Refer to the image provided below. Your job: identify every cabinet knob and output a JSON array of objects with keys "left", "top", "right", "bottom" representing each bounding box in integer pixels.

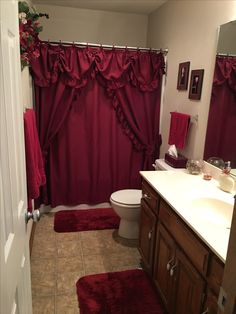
[
  {"left": 201, "top": 309, "right": 209, "bottom": 314},
  {"left": 148, "top": 230, "right": 152, "bottom": 240},
  {"left": 166, "top": 258, "right": 174, "bottom": 271},
  {"left": 170, "top": 264, "right": 177, "bottom": 276},
  {"left": 143, "top": 193, "right": 151, "bottom": 200}
]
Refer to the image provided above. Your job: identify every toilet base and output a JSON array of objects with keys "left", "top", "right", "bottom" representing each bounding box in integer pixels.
[{"left": 118, "top": 219, "right": 139, "bottom": 239}]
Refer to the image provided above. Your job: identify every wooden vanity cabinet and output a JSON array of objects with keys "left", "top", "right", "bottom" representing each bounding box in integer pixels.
[
  {"left": 139, "top": 179, "right": 225, "bottom": 314},
  {"left": 139, "top": 181, "right": 159, "bottom": 274}
]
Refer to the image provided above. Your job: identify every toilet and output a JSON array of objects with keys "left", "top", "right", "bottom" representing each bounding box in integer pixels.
[{"left": 110, "top": 189, "right": 142, "bottom": 239}]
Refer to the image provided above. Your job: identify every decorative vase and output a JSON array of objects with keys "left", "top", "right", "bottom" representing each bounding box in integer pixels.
[{"left": 186, "top": 159, "right": 203, "bottom": 175}]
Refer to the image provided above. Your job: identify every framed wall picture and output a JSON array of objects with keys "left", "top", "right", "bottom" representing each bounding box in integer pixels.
[
  {"left": 177, "top": 61, "right": 190, "bottom": 90},
  {"left": 189, "top": 69, "right": 204, "bottom": 100}
]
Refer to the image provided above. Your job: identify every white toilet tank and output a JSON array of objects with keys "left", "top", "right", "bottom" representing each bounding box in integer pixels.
[{"left": 153, "top": 159, "right": 186, "bottom": 171}]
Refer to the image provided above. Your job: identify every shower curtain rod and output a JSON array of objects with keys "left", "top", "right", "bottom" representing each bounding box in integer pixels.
[
  {"left": 42, "top": 40, "right": 168, "bottom": 54},
  {"left": 217, "top": 52, "right": 236, "bottom": 57}
]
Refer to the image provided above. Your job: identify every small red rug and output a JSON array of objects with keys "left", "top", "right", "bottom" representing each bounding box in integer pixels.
[
  {"left": 76, "top": 269, "right": 165, "bottom": 314},
  {"left": 54, "top": 207, "right": 120, "bottom": 233}
]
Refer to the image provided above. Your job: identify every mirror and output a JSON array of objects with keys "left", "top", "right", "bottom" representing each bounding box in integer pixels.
[
  {"left": 204, "top": 20, "right": 236, "bottom": 169},
  {"left": 217, "top": 21, "right": 236, "bottom": 54}
]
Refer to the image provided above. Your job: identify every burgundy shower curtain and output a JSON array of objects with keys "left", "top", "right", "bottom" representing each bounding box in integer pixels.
[
  {"left": 204, "top": 56, "right": 236, "bottom": 167},
  {"left": 30, "top": 44, "right": 165, "bottom": 207}
]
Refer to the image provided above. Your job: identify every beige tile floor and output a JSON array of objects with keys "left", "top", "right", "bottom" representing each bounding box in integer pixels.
[{"left": 31, "top": 213, "right": 141, "bottom": 313}]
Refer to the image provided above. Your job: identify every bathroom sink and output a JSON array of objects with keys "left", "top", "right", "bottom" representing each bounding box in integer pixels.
[{"left": 190, "top": 197, "right": 233, "bottom": 227}]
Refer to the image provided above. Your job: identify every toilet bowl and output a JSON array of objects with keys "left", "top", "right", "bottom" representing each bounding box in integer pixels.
[{"left": 110, "top": 189, "right": 142, "bottom": 239}]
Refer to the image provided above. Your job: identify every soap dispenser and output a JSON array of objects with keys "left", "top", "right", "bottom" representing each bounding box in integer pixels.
[{"left": 218, "top": 161, "right": 235, "bottom": 193}]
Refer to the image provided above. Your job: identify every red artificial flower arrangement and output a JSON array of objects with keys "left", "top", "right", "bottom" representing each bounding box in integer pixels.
[{"left": 18, "top": 1, "right": 49, "bottom": 69}]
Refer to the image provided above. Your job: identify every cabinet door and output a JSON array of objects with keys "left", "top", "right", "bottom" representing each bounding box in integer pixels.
[
  {"left": 207, "top": 256, "right": 224, "bottom": 296},
  {"left": 202, "top": 290, "right": 219, "bottom": 314},
  {"left": 139, "top": 199, "right": 156, "bottom": 273},
  {"left": 173, "top": 249, "right": 205, "bottom": 314},
  {"left": 153, "top": 223, "right": 175, "bottom": 313}
]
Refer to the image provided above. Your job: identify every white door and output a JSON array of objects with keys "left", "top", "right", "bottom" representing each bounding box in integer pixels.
[{"left": 0, "top": 1, "right": 32, "bottom": 313}]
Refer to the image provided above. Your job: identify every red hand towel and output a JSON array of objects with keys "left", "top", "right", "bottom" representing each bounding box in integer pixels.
[
  {"left": 24, "top": 109, "right": 46, "bottom": 210},
  {"left": 168, "top": 112, "right": 190, "bottom": 149}
]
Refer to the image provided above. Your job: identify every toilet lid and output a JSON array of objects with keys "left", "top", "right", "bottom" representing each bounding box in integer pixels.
[{"left": 110, "top": 189, "right": 142, "bottom": 206}]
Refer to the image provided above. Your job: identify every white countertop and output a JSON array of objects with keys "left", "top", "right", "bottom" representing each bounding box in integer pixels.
[{"left": 140, "top": 170, "right": 235, "bottom": 263}]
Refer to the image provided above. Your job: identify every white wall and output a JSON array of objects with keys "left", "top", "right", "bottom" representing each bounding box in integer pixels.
[
  {"left": 35, "top": 4, "right": 148, "bottom": 47},
  {"left": 21, "top": 68, "right": 33, "bottom": 109},
  {"left": 148, "top": 1, "right": 236, "bottom": 160},
  {"left": 20, "top": 0, "right": 33, "bottom": 110}
]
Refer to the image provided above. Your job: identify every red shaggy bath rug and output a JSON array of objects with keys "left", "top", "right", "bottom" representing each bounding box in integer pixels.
[
  {"left": 54, "top": 208, "right": 120, "bottom": 233},
  {"left": 76, "top": 269, "right": 165, "bottom": 314}
]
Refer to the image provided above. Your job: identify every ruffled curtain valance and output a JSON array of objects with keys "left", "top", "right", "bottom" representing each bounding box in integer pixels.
[
  {"left": 213, "top": 56, "right": 236, "bottom": 92},
  {"left": 30, "top": 43, "right": 165, "bottom": 91}
]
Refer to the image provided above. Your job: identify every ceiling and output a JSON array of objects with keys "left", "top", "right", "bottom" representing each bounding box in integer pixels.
[{"left": 33, "top": 0, "right": 167, "bottom": 15}]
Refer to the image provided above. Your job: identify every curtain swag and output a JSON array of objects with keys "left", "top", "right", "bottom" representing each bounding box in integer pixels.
[
  {"left": 213, "top": 56, "right": 236, "bottom": 92},
  {"left": 30, "top": 43, "right": 165, "bottom": 91}
]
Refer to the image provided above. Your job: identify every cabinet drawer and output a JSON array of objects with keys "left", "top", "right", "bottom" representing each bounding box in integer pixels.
[
  {"left": 142, "top": 180, "right": 159, "bottom": 213},
  {"left": 159, "top": 199, "right": 209, "bottom": 275},
  {"left": 207, "top": 256, "right": 224, "bottom": 296}
]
